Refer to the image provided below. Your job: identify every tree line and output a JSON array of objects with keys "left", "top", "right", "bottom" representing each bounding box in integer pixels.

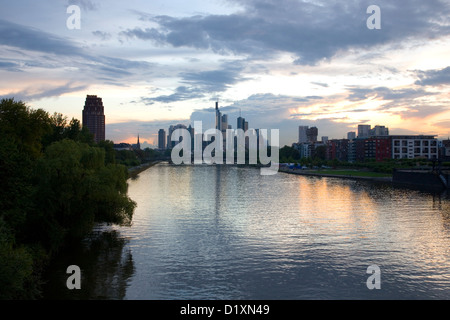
[{"left": 0, "top": 98, "right": 136, "bottom": 299}]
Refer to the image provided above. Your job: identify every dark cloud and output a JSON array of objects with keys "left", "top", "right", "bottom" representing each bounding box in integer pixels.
[
  {"left": 0, "top": 19, "right": 155, "bottom": 89},
  {"left": 92, "top": 31, "right": 112, "bottom": 41},
  {"left": 140, "top": 86, "right": 205, "bottom": 105},
  {"left": 1, "top": 83, "right": 90, "bottom": 101},
  {"left": 138, "top": 61, "right": 250, "bottom": 105},
  {"left": 346, "top": 86, "right": 435, "bottom": 102},
  {"left": 120, "top": 0, "right": 450, "bottom": 65},
  {"left": 0, "top": 19, "right": 84, "bottom": 56},
  {"left": 414, "top": 66, "right": 450, "bottom": 86},
  {"left": 180, "top": 61, "right": 250, "bottom": 93},
  {"left": 0, "top": 60, "right": 22, "bottom": 72}
]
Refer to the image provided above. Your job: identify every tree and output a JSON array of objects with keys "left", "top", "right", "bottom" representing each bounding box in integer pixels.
[
  {"left": 28, "top": 140, "right": 136, "bottom": 250},
  {"left": 0, "top": 98, "right": 136, "bottom": 299}
]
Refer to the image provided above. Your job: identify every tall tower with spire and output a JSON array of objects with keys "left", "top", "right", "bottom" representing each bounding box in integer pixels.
[{"left": 215, "top": 101, "right": 222, "bottom": 131}]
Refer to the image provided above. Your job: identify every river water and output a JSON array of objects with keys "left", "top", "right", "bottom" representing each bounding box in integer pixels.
[{"left": 42, "top": 162, "right": 450, "bottom": 299}]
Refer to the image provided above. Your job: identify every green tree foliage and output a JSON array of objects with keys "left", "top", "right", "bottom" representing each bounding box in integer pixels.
[
  {"left": 115, "top": 149, "right": 141, "bottom": 167},
  {"left": 279, "top": 145, "right": 300, "bottom": 163},
  {"left": 0, "top": 98, "right": 136, "bottom": 299}
]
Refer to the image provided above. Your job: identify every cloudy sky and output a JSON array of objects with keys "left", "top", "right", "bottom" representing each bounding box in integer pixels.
[{"left": 1, "top": 0, "right": 449, "bottom": 147}]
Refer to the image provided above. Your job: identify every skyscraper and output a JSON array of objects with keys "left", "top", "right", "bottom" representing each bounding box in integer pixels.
[
  {"left": 298, "top": 126, "right": 308, "bottom": 143},
  {"left": 215, "top": 101, "right": 222, "bottom": 131},
  {"left": 357, "top": 124, "right": 371, "bottom": 138},
  {"left": 306, "top": 127, "right": 318, "bottom": 143},
  {"left": 221, "top": 114, "right": 228, "bottom": 133},
  {"left": 167, "top": 124, "right": 187, "bottom": 149},
  {"left": 82, "top": 95, "right": 105, "bottom": 143},
  {"left": 158, "top": 129, "right": 166, "bottom": 150},
  {"left": 237, "top": 116, "right": 245, "bottom": 130}
]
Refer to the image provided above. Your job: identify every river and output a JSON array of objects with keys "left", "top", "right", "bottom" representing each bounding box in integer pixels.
[{"left": 42, "top": 162, "right": 450, "bottom": 299}]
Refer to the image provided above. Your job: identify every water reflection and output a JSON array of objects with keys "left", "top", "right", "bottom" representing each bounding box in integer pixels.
[
  {"left": 42, "top": 163, "right": 450, "bottom": 299},
  {"left": 42, "top": 226, "right": 134, "bottom": 300}
]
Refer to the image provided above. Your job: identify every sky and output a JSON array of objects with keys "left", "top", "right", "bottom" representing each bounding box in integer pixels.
[{"left": 0, "top": 0, "right": 449, "bottom": 148}]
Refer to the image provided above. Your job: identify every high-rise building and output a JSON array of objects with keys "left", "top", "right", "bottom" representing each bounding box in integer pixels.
[
  {"left": 221, "top": 114, "right": 228, "bottom": 133},
  {"left": 371, "top": 125, "right": 389, "bottom": 136},
  {"left": 358, "top": 124, "right": 371, "bottom": 138},
  {"left": 167, "top": 124, "right": 187, "bottom": 149},
  {"left": 347, "top": 132, "right": 356, "bottom": 140},
  {"left": 215, "top": 101, "right": 222, "bottom": 131},
  {"left": 306, "top": 127, "right": 318, "bottom": 143},
  {"left": 237, "top": 116, "right": 245, "bottom": 131},
  {"left": 158, "top": 129, "right": 166, "bottom": 150},
  {"left": 298, "top": 126, "right": 308, "bottom": 143},
  {"left": 82, "top": 95, "right": 105, "bottom": 143}
]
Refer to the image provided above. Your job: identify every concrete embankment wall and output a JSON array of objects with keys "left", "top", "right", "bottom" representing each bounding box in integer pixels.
[{"left": 392, "top": 170, "right": 448, "bottom": 190}]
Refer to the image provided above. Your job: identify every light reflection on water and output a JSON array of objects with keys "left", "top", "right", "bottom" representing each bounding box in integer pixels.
[{"left": 43, "top": 163, "right": 450, "bottom": 299}]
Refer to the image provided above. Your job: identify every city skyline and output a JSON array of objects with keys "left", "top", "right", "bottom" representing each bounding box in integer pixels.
[{"left": 0, "top": 0, "right": 449, "bottom": 147}]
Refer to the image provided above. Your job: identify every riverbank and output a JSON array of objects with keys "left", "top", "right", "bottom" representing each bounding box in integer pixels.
[
  {"left": 279, "top": 166, "right": 393, "bottom": 182},
  {"left": 128, "top": 160, "right": 161, "bottom": 178}
]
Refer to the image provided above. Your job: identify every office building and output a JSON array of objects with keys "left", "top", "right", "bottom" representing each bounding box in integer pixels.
[
  {"left": 221, "top": 114, "right": 228, "bottom": 134},
  {"left": 357, "top": 125, "right": 371, "bottom": 138},
  {"left": 158, "top": 129, "right": 166, "bottom": 150},
  {"left": 298, "top": 126, "right": 308, "bottom": 143},
  {"left": 306, "top": 127, "right": 318, "bottom": 143},
  {"left": 215, "top": 101, "right": 222, "bottom": 131},
  {"left": 237, "top": 116, "right": 245, "bottom": 131},
  {"left": 347, "top": 132, "right": 356, "bottom": 140},
  {"left": 167, "top": 124, "right": 187, "bottom": 149},
  {"left": 371, "top": 125, "right": 389, "bottom": 136},
  {"left": 82, "top": 95, "right": 105, "bottom": 143}
]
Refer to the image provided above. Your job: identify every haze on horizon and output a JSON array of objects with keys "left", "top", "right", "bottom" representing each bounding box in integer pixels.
[{"left": 0, "top": 0, "right": 449, "bottom": 147}]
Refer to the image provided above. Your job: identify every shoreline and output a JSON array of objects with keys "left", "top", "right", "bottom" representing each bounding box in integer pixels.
[
  {"left": 278, "top": 167, "right": 393, "bottom": 182},
  {"left": 128, "top": 160, "right": 161, "bottom": 178}
]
